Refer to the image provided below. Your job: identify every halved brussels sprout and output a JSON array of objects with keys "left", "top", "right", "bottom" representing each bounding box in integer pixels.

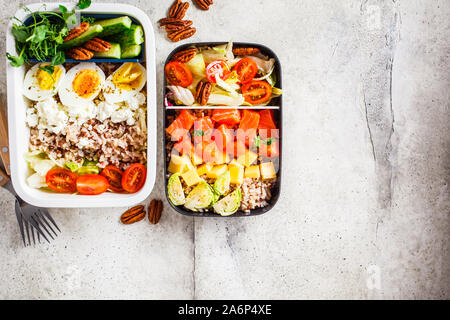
[
  {"left": 213, "top": 171, "right": 230, "bottom": 195},
  {"left": 168, "top": 173, "right": 186, "bottom": 206},
  {"left": 184, "top": 181, "right": 214, "bottom": 211},
  {"left": 213, "top": 189, "right": 241, "bottom": 216}
]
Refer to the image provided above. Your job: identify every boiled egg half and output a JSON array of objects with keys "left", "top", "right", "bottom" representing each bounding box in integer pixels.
[
  {"left": 58, "top": 63, "right": 105, "bottom": 107},
  {"left": 23, "top": 63, "right": 66, "bottom": 101},
  {"left": 103, "top": 62, "right": 146, "bottom": 104}
]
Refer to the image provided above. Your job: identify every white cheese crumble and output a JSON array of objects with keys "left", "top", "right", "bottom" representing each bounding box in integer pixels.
[
  {"left": 27, "top": 97, "right": 68, "bottom": 134},
  {"left": 26, "top": 92, "right": 146, "bottom": 133}
]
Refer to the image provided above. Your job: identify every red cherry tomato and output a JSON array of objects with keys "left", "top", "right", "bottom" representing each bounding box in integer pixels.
[
  {"left": 232, "top": 58, "right": 258, "bottom": 84},
  {"left": 206, "top": 60, "right": 230, "bottom": 83},
  {"left": 241, "top": 80, "right": 272, "bottom": 105},
  {"left": 121, "top": 163, "right": 147, "bottom": 193},
  {"left": 45, "top": 168, "right": 78, "bottom": 193},
  {"left": 76, "top": 174, "right": 110, "bottom": 195},
  {"left": 165, "top": 61, "right": 193, "bottom": 87},
  {"left": 100, "top": 166, "right": 124, "bottom": 193}
]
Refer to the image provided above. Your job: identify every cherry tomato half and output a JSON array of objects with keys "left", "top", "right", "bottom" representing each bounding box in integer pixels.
[
  {"left": 241, "top": 80, "right": 272, "bottom": 105},
  {"left": 206, "top": 60, "right": 230, "bottom": 83},
  {"left": 45, "top": 168, "right": 78, "bottom": 193},
  {"left": 165, "top": 61, "right": 193, "bottom": 87},
  {"left": 121, "top": 163, "right": 147, "bottom": 193},
  {"left": 232, "top": 58, "right": 258, "bottom": 84},
  {"left": 100, "top": 166, "right": 124, "bottom": 193},
  {"left": 76, "top": 174, "right": 110, "bottom": 195}
]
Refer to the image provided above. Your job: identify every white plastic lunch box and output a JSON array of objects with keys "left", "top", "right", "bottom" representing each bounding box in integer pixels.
[{"left": 6, "top": 3, "right": 157, "bottom": 207}]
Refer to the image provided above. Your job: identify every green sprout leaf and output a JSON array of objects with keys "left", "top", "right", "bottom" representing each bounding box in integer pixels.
[
  {"left": 11, "top": 25, "right": 29, "bottom": 43},
  {"left": 7, "top": 52, "right": 24, "bottom": 67},
  {"left": 39, "top": 65, "right": 54, "bottom": 75},
  {"left": 77, "top": 0, "right": 92, "bottom": 10},
  {"left": 51, "top": 51, "right": 65, "bottom": 65},
  {"left": 192, "top": 130, "right": 205, "bottom": 136}
]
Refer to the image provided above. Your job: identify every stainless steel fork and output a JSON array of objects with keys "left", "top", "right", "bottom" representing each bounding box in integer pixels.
[{"left": 0, "top": 169, "right": 60, "bottom": 246}]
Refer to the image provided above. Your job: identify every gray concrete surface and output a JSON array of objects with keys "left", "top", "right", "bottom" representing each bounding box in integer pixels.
[{"left": 0, "top": 0, "right": 449, "bottom": 299}]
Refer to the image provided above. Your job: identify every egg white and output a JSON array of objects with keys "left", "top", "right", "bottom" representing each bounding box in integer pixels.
[
  {"left": 23, "top": 63, "right": 66, "bottom": 101},
  {"left": 58, "top": 62, "right": 105, "bottom": 108},
  {"left": 103, "top": 62, "right": 146, "bottom": 104}
]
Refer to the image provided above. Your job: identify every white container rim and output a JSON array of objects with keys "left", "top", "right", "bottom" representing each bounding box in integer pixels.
[{"left": 6, "top": 2, "right": 157, "bottom": 208}]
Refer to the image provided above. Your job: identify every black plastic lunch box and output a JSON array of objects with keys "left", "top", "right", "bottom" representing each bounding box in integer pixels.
[{"left": 163, "top": 42, "right": 283, "bottom": 217}]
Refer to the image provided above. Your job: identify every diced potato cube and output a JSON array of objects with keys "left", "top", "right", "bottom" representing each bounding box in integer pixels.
[
  {"left": 245, "top": 165, "right": 260, "bottom": 179},
  {"left": 237, "top": 150, "right": 258, "bottom": 167},
  {"left": 260, "top": 162, "right": 277, "bottom": 180},
  {"left": 182, "top": 154, "right": 195, "bottom": 172},
  {"left": 229, "top": 165, "right": 244, "bottom": 185},
  {"left": 214, "top": 152, "right": 230, "bottom": 165},
  {"left": 197, "top": 163, "right": 213, "bottom": 176},
  {"left": 228, "top": 159, "right": 244, "bottom": 168},
  {"left": 168, "top": 154, "right": 188, "bottom": 174},
  {"left": 191, "top": 151, "right": 203, "bottom": 166},
  {"left": 206, "top": 164, "right": 228, "bottom": 180},
  {"left": 181, "top": 169, "right": 202, "bottom": 187}
]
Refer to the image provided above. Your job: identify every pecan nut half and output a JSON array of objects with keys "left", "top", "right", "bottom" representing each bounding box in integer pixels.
[
  {"left": 193, "top": 0, "right": 211, "bottom": 10},
  {"left": 121, "top": 205, "right": 146, "bottom": 224},
  {"left": 168, "top": 0, "right": 189, "bottom": 20},
  {"left": 83, "top": 37, "right": 112, "bottom": 52},
  {"left": 167, "top": 27, "right": 196, "bottom": 42},
  {"left": 66, "top": 47, "right": 94, "bottom": 60},
  {"left": 159, "top": 19, "right": 193, "bottom": 32},
  {"left": 171, "top": 48, "right": 197, "bottom": 63},
  {"left": 232, "top": 47, "right": 261, "bottom": 56},
  {"left": 193, "top": 0, "right": 213, "bottom": 10},
  {"left": 195, "top": 80, "right": 212, "bottom": 105},
  {"left": 158, "top": 17, "right": 181, "bottom": 26},
  {"left": 64, "top": 22, "right": 90, "bottom": 42},
  {"left": 148, "top": 199, "right": 163, "bottom": 225}
]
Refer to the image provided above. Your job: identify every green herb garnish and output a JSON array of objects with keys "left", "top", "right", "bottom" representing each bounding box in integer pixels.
[
  {"left": 254, "top": 136, "right": 274, "bottom": 147},
  {"left": 192, "top": 130, "right": 205, "bottom": 136},
  {"left": 7, "top": 0, "right": 92, "bottom": 67},
  {"left": 39, "top": 64, "right": 54, "bottom": 75},
  {"left": 77, "top": 0, "right": 92, "bottom": 10},
  {"left": 81, "top": 16, "right": 96, "bottom": 24}
]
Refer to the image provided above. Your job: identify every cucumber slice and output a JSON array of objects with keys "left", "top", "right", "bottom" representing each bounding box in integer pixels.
[
  {"left": 184, "top": 182, "right": 214, "bottom": 211},
  {"left": 94, "top": 16, "right": 132, "bottom": 37},
  {"left": 213, "top": 189, "right": 242, "bottom": 216},
  {"left": 121, "top": 44, "right": 142, "bottom": 58},
  {"left": 213, "top": 171, "right": 230, "bottom": 195},
  {"left": 167, "top": 174, "right": 186, "bottom": 206},
  {"left": 94, "top": 43, "right": 121, "bottom": 59},
  {"left": 111, "top": 24, "right": 144, "bottom": 47},
  {"left": 61, "top": 25, "right": 103, "bottom": 49}
]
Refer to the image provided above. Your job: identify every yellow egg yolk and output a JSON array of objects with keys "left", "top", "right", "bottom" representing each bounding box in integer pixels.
[
  {"left": 72, "top": 69, "right": 101, "bottom": 98},
  {"left": 37, "top": 65, "right": 62, "bottom": 90},
  {"left": 112, "top": 63, "right": 143, "bottom": 91}
]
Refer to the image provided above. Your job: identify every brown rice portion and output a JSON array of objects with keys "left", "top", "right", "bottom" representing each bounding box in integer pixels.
[
  {"left": 29, "top": 119, "right": 147, "bottom": 170},
  {"left": 239, "top": 178, "right": 275, "bottom": 212}
]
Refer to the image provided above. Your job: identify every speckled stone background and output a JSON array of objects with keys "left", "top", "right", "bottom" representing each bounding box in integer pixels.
[{"left": 0, "top": 0, "right": 449, "bottom": 299}]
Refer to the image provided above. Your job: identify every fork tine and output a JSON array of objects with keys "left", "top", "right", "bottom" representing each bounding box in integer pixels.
[
  {"left": 32, "top": 213, "right": 54, "bottom": 240},
  {"left": 37, "top": 210, "right": 57, "bottom": 237},
  {"left": 40, "top": 209, "right": 60, "bottom": 233},
  {"left": 30, "top": 224, "right": 36, "bottom": 246},
  {"left": 14, "top": 201, "right": 26, "bottom": 247},
  {"left": 23, "top": 218, "right": 31, "bottom": 246},
  {"left": 28, "top": 216, "right": 50, "bottom": 243}
]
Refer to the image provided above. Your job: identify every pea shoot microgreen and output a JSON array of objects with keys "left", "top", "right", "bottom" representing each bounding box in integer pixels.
[{"left": 7, "top": 0, "right": 92, "bottom": 70}]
